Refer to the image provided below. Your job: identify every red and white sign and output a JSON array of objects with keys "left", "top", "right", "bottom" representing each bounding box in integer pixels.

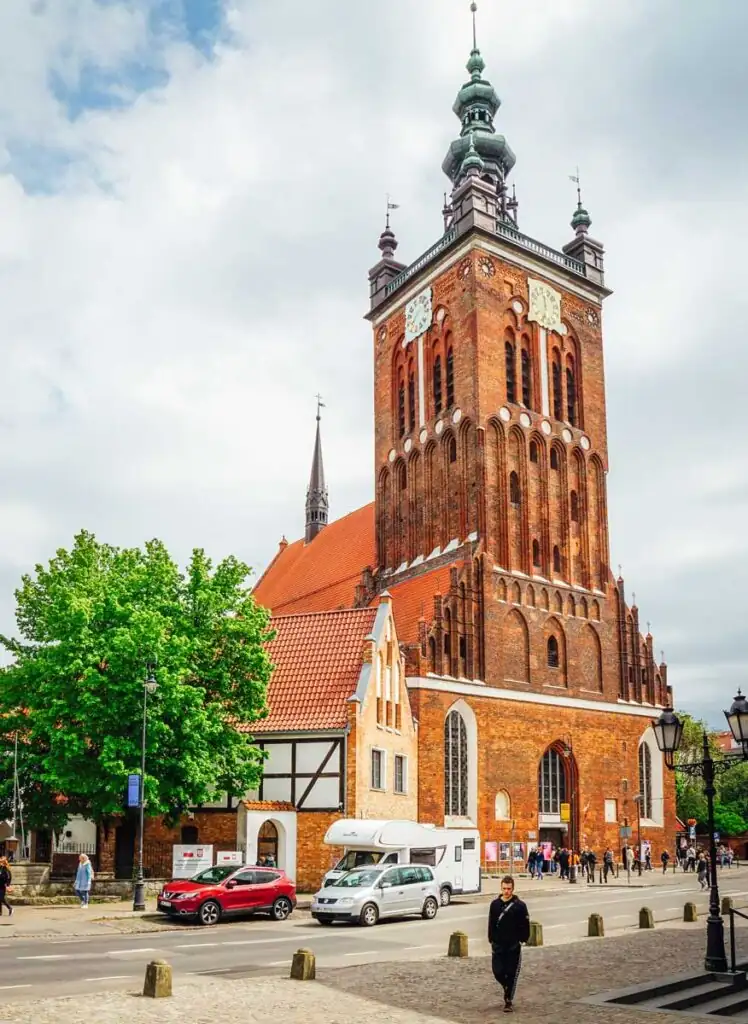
[
  {"left": 216, "top": 851, "right": 243, "bottom": 866},
  {"left": 172, "top": 845, "right": 214, "bottom": 879}
]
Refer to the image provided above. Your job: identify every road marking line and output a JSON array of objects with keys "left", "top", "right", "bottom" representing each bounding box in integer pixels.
[
  {"left": 267, "top": 960, "right": 289, "bottom": 966},
  {"left": 403, "top": 944, "right": 438, "bottom": 950},
  {"left": 107, "top": 948, "right": 158, "bottom": 955},
  {"left": 345, "top": 951, "right": 379, "bottom": 957},
  {"left": 174, "top": 942, "right": 220, "bottom": 949},
  {"left": 86, "top": 975, "right": 131, "bottom": 982},
  {"left": 221, "top": 937, "right": 296, "bottom": 947},
  {"left": 0, "top": 985, "right": 32, "bottom": 990},
  {"left": 17, "top": 954, "right": 72, "bottom": 960}
]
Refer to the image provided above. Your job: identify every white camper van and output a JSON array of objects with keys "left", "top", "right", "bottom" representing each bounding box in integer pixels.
[{"left": 322, "top": 819, "right": 480, "bottom": 905}]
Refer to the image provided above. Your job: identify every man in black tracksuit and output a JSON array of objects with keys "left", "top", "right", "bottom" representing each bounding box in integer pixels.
[{"left": 487, "top": 876, "right": 530, "bottom": 1013}]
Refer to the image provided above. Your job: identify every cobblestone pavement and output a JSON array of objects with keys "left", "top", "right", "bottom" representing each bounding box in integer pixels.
[{"left": 0, "top": 927, "right": 741, "bottom": 1024}]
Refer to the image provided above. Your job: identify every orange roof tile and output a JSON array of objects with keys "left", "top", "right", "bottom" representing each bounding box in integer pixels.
[
  {"left": 247, "top": 607, "right": 377, "bottom": 733},
  {"left": 253, "top": 503, "right": 375, "bottom": 615},
  {"left": 383, "top": 564, "right": 458, "bottom": 644}
]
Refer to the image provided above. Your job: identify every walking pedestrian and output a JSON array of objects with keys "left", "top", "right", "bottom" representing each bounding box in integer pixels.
[
  {"left": 587, "top": 848, "right": 598, "bottom": 883},
  {"left": 603, "top": 847, "right": 614, "bottom": 883},
  {"left": 0, "top": 858, "right": 13, "bottom": 917},
  {"left": 74, "top": 853, "right": 94, "bottom": 908},
  {"left": 697, "top": 854, "right": 708, "bottom": 890},
  {"left": 686, "top": 845, "right": 696, "bottom": 872},
  {"left": 488, "top": 875, "right": 530, "bottom": 1014},
  {"left": 661, "top": 849, "right": 670, "bottom": 874}
]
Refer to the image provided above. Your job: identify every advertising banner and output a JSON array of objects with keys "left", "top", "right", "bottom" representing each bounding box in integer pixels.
[
  {"left": 484, "top": 841, "right": 498, "bottom": 863},
  {"left": 172, "top": 845, "right": 214, "bottom": 879}
]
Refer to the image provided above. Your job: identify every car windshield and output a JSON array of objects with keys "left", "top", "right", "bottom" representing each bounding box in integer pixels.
[
  {"left": 331, "top": 868, "right": 384, "bottom": 888},
  {"left": 334, "top": 850, "right": 385, "bottom": 872},
  {"left": 188, "top": 866, "right": 236, "bottom": 884}
]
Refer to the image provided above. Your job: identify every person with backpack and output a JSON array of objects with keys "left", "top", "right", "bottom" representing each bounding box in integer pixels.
[
  {"left": 661, "top": 849, "right": 670, "bottom": 874},
  {"left": 0, "top": 857, "right": 13, "bottom": 916},
  {"left": 74, "top": 853, "right": 94, "bottom": 908},
  {"left": 488, "top": 875, "right": 531, "bottom": 1014},
  {"left": 603, "top": 847, "right": 615, "bottom": 882},
  {"left": 587, "top": 848, "right": 598, "bottom": 883}
]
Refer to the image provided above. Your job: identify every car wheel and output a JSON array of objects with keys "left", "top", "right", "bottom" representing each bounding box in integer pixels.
[
  {"left": 440, "top": 887, "right": 452, "bottom": 907},
  {"left": 422, "top": 896, "right": 438, "bottom": 920},
  {"left": 359, "top": 902, "right": 379, "bottom": 927},
  {"left": 272, "top": 897, "right": 293, "bottom": 922},
  {"left": 198, "top": 900, "right": 221, "bottom": 926}
]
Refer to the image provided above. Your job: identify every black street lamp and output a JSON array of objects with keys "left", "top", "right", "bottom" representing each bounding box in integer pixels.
[
  {"left": 132, "top": 665, "right": 158, "bottom": 913},
  {"left": 652, "top": 692, "right": 748, "bottom": 973}
]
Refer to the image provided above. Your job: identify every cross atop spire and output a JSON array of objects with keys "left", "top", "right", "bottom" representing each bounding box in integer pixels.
[{"left": 305, "top": 397, "right": 329, "bottom": 544}]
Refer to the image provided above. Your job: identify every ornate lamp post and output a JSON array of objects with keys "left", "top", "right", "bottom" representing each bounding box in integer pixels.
[
  {"left": 132, "top": 665, "right": 158, "bottom": 913},
  {"left": 652, "top": 692, "right": 748, "bottom": 973}
]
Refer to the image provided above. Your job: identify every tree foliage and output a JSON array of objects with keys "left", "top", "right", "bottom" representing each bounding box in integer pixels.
[
  {"left": 674, "top": 714, "right": 748, "bottom": 836},
  {"left": 0, "top": 532, "right": 273, "bottom": 829}
]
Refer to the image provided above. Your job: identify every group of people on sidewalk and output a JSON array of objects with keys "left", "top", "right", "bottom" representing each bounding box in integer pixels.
[
  {"left": 526, "top": 844, "right": 617, "bottom": 882},
  {"left": 0, "top": 852, "right": 94, "bottom": 918}
]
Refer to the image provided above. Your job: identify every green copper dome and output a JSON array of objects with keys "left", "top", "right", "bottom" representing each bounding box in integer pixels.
[
  {"left": 571, "top": 202, "right": 592, "bottom": 233},
  {"left": 442, "top": 46, "right": 515, "bottom": 185}
]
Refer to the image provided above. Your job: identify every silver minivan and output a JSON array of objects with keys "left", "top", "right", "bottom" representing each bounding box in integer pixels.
[{"left": 311, "top": 864, "right": 440, "bottom": 927}]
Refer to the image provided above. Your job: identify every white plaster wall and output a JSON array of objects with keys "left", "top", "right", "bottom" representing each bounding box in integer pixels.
[{"left": 240, "top": 811, "right": 298, "bottom": 882}]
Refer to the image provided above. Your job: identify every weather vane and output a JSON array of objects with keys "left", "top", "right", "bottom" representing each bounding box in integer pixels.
[
  {"left": 385, "top": 194, "right": 400, "bottom": 229},
  {"left": 569, "top": 166, "right": 582, "bottom": 206},
  {"left": 315, "top": 394, "right": 325, "bottom": 421}
]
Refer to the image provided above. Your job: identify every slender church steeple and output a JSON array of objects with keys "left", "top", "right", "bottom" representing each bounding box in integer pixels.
[{"left": 305, "top": 396, "right": 329, "bottom": 543}]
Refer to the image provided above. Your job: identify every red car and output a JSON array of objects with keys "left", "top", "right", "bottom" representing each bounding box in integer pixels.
[{"left": 157, "top": 865, "right": 296, "bottom": 926}]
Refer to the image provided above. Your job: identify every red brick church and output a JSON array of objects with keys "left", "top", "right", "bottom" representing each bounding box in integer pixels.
[{"left": 252, "top": 8, "right": 677, "bottom": 869}]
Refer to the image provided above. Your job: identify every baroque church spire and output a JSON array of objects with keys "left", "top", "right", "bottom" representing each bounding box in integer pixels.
[{"left": 305, "top": 396, "right": 329, "bottom": 544}]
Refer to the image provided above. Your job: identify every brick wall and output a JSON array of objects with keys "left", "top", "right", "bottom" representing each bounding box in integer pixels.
[{"left": 409, "top": 685, "right": 678, "bottom": 858}]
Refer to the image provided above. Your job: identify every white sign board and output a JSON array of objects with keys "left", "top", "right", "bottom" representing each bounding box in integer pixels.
[
  {"left": 172, "top": 844, "right": 214, "bottom": 879},
  {"left": 216, "top": 851, "right": 243, "bottom": 866}
]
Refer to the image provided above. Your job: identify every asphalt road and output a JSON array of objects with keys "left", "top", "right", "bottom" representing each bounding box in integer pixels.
[{"left": 2, "top": 873, "right": 747, "bottom": 1003}]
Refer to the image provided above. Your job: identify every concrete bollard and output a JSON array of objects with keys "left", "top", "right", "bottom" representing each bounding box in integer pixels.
[
  {"left": 639, "top": 907, "right": 655, "bottom": 929},
  {"left": 290, "top": 948, "right": 316, "bottom": 981},
  {"left": 684, "top": 902, "right": 698, "bottom": 922},
  {"left": 448, "top": 931, "right": 469, "bottom": 958},
  {"left": 143, "top": 960, "right": 172, "bottom": 998},
  {"left": 722, "top": 896, "right": 734, "bottom": 915},
  {"left": 588, "top": 913, "right": 604, "bottom": 937},
  {"left": 527, "top": 921, "right": 543, "bottom": 947}
]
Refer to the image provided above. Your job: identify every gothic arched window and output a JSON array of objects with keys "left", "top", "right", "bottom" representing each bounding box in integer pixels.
[
  {"left": 538, "top": 747, "right": 566, "bottom": 814},
  {"left": 521, "top": 348, "right": 532, "bottom": 407},
  {"left": 552, "top": 357, "right": 563, "bottom": 420},
  {"left": 429, "top": 636, "right": 437, "bottom": 672},
  {"left": 433, "top": 355, "right": 443, "bottom": 415},
  {"left": 449, "top": 436, "right": 457, "bottom": 463},
  {"left": 553, "top": 545, "right": 561, "bottom": 574},
  {"left": 547, "top": 635, "right": 559, "bottom": 668},
  {"left": 550, "top": 448, "right": 559, "bottom": 471},
  {"left": 529, "top": 440, "right": 539, "bottom": 464},
  {"left": 566, "top": 364, "right": 577, "bottom": 426},
  {"left": 638, "top": 742, "right": 652, "bottom": 819},
  {"left": 446, "top": 347, "right": 455, "bottom": 408},
  {"left": 399, "top": 463, "right": 407, "bottom": 490},
  {"left": 509, "top": 471, "right": 521, "bottom": 506},
  {"left": 445, "top": 709, "right": 468, "bottom": 816},
  {"left": 398, "top": 375, "right": 406, "bottom": 438},
  {"left": 408, "top": 370, "right": 416, "bottom": 434},
  {"left": 505, "top": 341, "right": 516, "bottom": 403},
  {"left": 532, "top": 539, "right": 541, "bottom": 567}
]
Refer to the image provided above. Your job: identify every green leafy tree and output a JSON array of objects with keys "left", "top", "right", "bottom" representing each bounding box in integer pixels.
[
  {"left": 0, "top": 532, "right": 273, "bottom": 829},
  {"left": 716, "top": 762, "right": 748, "bottom": 823},
  {"left": 714, "top": 805, "right": 748, "bottom": 837}
]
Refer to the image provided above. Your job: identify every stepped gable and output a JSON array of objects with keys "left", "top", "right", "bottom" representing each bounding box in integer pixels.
[
  {"left": 378, "top": 563, "right": 458, "bottom": 645},
  {"left": 252, "top": 502, "right": 375, "bottom": 615},
  {"left": 244, "top": 606, "right": 378, "bottom": 733}
]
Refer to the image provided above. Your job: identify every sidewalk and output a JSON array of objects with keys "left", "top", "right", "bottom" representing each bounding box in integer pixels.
[{"left": 0, "top": 924, "right": 741, "bottom": 1023}]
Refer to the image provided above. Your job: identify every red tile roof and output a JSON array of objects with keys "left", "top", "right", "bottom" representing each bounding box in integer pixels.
[
  {"left": 382, "top": 564, "right": 458, "bottom": 644},
  {"left": 248, "top": 607, "right": 378, "bottom": 733},
  {"left": 253, "top": 503, "right": 375, "bottom": 615}
]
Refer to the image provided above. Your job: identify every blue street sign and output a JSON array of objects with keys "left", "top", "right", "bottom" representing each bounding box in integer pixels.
[
  {"left": 714, "top": 832, "right": 720, "bottom": 842},
  {"left": 127, "top": 774, "right": 141, "bottom": 808},
  {"left": 689, "top": 825, "right": 696, "bottom": 840}
]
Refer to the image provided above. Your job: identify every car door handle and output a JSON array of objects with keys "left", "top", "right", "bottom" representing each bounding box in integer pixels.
[{"left": 397, "top": 890, "right": 404, "bottom": 894}]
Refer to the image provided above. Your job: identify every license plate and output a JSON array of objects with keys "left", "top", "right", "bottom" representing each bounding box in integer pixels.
[{"left": 160, "top": 900, "right": 171, "bottom": 907}]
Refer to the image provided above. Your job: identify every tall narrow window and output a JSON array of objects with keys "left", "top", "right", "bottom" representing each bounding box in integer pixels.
[
  {"left": 521, "top": 348, "right": 532, "bottom": 406},
  {"left": 547, "top": 636, "right": 560, "bottom": 669},
  {"left": 553, "top": 545, "right": 561, "bottom": 574},
  {"left": 566, "top": 366, "right": 577, "bottom": 426},
  {"left": 638, "top": 742, "right": 652, "bottom": 819},
  {"left": 446, "top": 348, "right": 455, "bottom": 408},
  {"left": 509, "top": 471, "right": 521, "bottom": 506},
  {"left": 505, "top": 341, "right": 516, "bottom": 403},
  {"left": 398, "top": 376, "right": 406, "bottom": 438},
  {"left": 550, "top": 448, "right": 559, "bottom": 470},
  {"left": 529, "top": 440, "right": 538, "bottom": 464},
  {"left": 433, "top": 355, "right": 443, "bottom": 415},
  {"left": 532, "top": 539, "right": 541, "bottom": 567},
  {"left": 570, "top": 490, "right": 579, "bottom": 522},
  {"left": 444, "top": 608, "right": 452, "bottom": 674},
  {"left": 399, "top": 463, "right": 407, "bottom": 490},
  {"left": 444, "top": 710, "right": 468, "bottom": 816},
  {"left": 449, "top": 436, "right": 457, "bottom": 463},
  {"left": 408, "top": 371, "right": 416, "bottom": 433},
  {"left": 552, "top": 358, "right": 563, "bottom": 420},
  {"left": 538, "top": 747, "right": 566, "bottom": 812}
]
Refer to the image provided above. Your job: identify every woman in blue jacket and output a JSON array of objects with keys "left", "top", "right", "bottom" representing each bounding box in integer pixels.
[{"left": 74, "top": 854, "right": 94, "bottom": 908}]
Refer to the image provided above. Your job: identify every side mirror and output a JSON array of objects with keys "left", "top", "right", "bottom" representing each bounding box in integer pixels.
[{"left": 226, "top": 879, "right": 237, "bottom": 889}]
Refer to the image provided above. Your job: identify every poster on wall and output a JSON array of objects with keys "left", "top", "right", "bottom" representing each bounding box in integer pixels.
[
  {"left": 216, "top": 851, "right": 243, "bottom": 866},
  {"left": 484, "top": 841, "right": 498, "bottom": 863},
  {"left": 172, "top": 845, "right": 214, "bottom": 879},
  {"left": 512, "top": 843, "right": 524, "bottom": 861},
  {"left": 499, "top": 842, "right": 510, "bottom": 862}
]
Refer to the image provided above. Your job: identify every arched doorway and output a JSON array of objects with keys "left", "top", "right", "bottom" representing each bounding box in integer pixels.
[
  {"left": 537, "top": 742, "right": 578, "bottom": 852},
  {"left": 257, "top": 820, "right": 279, "bottom": 867}
]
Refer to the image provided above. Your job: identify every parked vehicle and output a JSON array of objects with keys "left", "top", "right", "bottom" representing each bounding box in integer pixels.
[
  {"left": 311, "top": 863, "right": 440, "bottom": 926},
  {"left": 157, "top": 865, "right": 296, "bottom": 926},
  {"left": 322, "top": 818, "right": 480, "bottom": 906}
]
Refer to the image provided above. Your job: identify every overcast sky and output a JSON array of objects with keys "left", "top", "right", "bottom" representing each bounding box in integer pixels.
[{"left": 0, "top": 0, "right": 744, "bottom": 726}]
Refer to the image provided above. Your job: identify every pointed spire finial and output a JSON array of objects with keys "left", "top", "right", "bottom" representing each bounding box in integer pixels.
[
  {"left": 569, "top": 166, "right": 592, "bottom": 236},
  {"left": 305, "top": 397, "right": 329, "bottom": 544},
  {"left": 315, "top": 392, "right": 324, "bottom": 422},
  {"left": 471, "top": 1, "right": 478, "bottom": 51}
]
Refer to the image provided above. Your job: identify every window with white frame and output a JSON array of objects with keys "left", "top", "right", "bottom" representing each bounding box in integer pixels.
[
  {"left": 638, "top": 742, "right": 652, "bottom": 819},
  {"left": 444, "top": 710, "right": 468, "bottom": 816},
  {"left": 394, "top": 754, "right": 407, "bottom": 795},
  {"left": 371, "top": 748, "right": 385, "bottom": 790},
  {"left": 604, "top": 799, "right": 618, "bottom": 823}
]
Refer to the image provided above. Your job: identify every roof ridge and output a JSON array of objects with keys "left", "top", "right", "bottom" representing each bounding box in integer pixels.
[
  {"left": 272, "top": 607, "right": 377, "bottom": 622},
  {"left": 251, "top": 537, "right": 301, "bottom": 594}
]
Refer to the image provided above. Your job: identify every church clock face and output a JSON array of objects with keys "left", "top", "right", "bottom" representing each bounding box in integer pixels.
[{"left": 404, "top": 286, "right": 433, "bottom": 345}]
